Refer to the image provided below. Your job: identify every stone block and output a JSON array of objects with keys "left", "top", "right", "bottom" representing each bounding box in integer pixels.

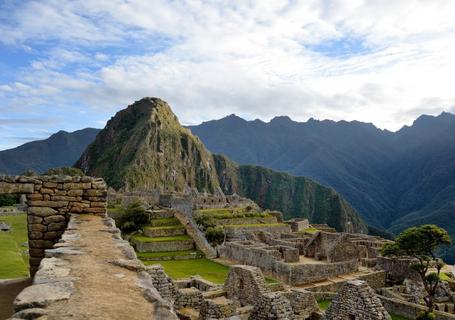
[
  {"left": 28, "top": 215, "right": 43, "bottom": 224},
  {"left": 40, "top": 188, "right": 55, "bottom": 194},
  {"left": 84, "top": 189, "right": 107, "bottom": 197},
  {"left": 28, "top": 207, "right": 58, "bottom": 217},
  {"left": 43, "top": 182, "right": 58, "bottom": 188},
  {"left": 28, "top": 201, "right": 69, "bottom": 208},
  {"left": 67, "top": 189, "right": 83, "bottom": 196},
  {"left": 82, "top": 207, "right": 106, "bottom": 214},
  {"left": 29, "top": 232, "right": 44, "bottom": 240},
  {"left": 44, "top": 215, "right": 66, "bottom": 224},
  {"left": 0, "top": 181, "right": 34, "bottom": 194},
  {"left": 48, "top": 222, "right": 67, "bottom": 232},
  {"left": 91, "top": 201, "right": 107, "bottom": 208},
  {"left": 28, "top": 224, "right": 47, "bottom": 232},
  {"left": 29, "top": 240, "right": 54, "bottom": 249},
  {"left": 29, "top": 248, "right": 45, "bottom": 257},
  {"left": 27, "top": 193, "right": 43, "bottom": 201},
  {"left": 43, "top": 231, "right": 59, "bottom": 240}
]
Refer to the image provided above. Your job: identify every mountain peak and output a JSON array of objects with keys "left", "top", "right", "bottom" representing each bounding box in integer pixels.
[{"left": 270, "top": 115, "right": 293, "bottom": 124}]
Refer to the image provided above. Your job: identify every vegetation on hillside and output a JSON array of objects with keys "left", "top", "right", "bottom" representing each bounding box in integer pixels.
[
  {"left": 44, "top": 167, "right": 85, "bottom": 176},
  {"left": 190, "top": 112, "right": 455, "bottom": 262},
  {"left": 0, "top": 128, "right": 100, "bottom": 175},
  {"left": 76, "top": 97, "right": 367, "bottom": 234},
  {"left": 76, "top": 98, "right": 220, "bottom": 192}
]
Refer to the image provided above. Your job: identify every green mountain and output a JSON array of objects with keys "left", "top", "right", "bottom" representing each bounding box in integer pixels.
[
  {"left": 76, "top": 98, "right": 220, "bottom": 192},
  {"left": 0, "top": 128, "right": 100, "bottom": 175},
  {"left": 189, "top": 112, "right": 455, "bottom": 262},
  {"left": 213, "top": 154, "right": 366, "bottom": 233},
  {"left": 76, "top": 97, "right": 367, "bottom": 233}
]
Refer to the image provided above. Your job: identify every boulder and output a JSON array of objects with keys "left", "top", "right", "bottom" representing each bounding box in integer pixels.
[{"left": 0, "top": 221, "right": 11, "bottom": 231}]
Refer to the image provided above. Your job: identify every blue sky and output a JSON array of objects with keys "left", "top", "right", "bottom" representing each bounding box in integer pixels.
[{"left": 1, "top": 0, "right": 455, "bottom": 150}]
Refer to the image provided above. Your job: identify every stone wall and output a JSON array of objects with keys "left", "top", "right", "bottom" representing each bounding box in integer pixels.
[
  {"left": 325, "top": 280, "right": 391, "bottom": 320},
  {"left": 376, "top": 256, "right": 419, "bottom": 284},
  {"left": 379, "top": 295, "right": 455, "bottom": 320},
  {"left": 225, "top": 265, "right": 270, "bottom": 306},
  {"left": 219, "top": 241, "right": 359, "bottom": 285},
  {"left": 0, "top": 175, "right": 107, "bottom": 275},
  {"left": 11, "top": 214, "right": 178, "bottom": 320}
]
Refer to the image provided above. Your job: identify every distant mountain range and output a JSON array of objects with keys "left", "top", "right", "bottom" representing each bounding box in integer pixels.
[
  {"left": 189, "top": 112, "right": 455, "bottom": 262},
  {"left": 1, "top": 104, "right": 454, "bottom": 260},
  {"left": 74, "top": 97, "right": 365, "bottom": 233},
  {"left": 0, "top": 128, "right": 101, "bottom": 175}
]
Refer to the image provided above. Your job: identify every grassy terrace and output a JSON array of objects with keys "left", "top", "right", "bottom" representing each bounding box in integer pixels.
[
  {"left": 0, "top": 213, "right": 29, "bottom": 279},
  {"left": 194, "top": 207, "right": 271, "bottom": 219},
  {"left": 224, "top": 223, "right": 286, "bottom": 228},
  {"left": 145, "top": 258, "right": 230, "bottom": 284},
  {"left": 302, "top": 227, "right": 319, "bottom": 234},
  {"left": 137, "top": 250, "right": 202, "bottom": 259},
  {"left": 131, "top": 234, "right": 191, "bottom": 242},
  {"left": 149, "top": 217, "right": 181, "bottom": 226},
  {"left": 144, "top": 225, "right": 185, "bottom": 230}
]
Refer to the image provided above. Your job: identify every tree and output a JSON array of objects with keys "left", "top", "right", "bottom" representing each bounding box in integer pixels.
[{"left": 381, "top": 225, "right": 452, "bottom": 317}]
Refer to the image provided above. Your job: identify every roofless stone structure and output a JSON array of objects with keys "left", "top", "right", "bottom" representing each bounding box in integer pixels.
[{"left": 0, "top": 175, "right": 107, "bottom": 275}]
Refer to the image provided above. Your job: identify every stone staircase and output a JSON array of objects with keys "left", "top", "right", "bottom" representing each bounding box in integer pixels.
[{"left": 131, "top": 209, "right": 203, "bottom": 261}]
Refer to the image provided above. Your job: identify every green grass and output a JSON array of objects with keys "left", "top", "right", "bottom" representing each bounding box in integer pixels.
[
  {"left": 317, "top": 299, "right": 331, "bottom": 311},
  {"left": 440, "top": 272, "right": 453, "bottom": 281},
  {"left": 302, "top": 227, "right": 319, "bottom": 234},
  {"left": 144, "top": 225, "right": 185, "bottom": 230},
  {"left": 145, "top": 258, "right": 230, "bottom": 284},
  {"left": 149, "top": 217, "right": 181, "bottom": 227},
  {"left": 0, "top": 213, "right": 29, "bottom": 279},
  {"left": 224, "top": 223, "right": 286, "bottom": 228},
  {"left": 131, "top": 234, "right": 191, "bottom": 242},
  {"left": 194, "top": 207, "right": 268, "bottom": 219},
  {"left": 390, "top": 313, "right": 410, "bottom": 320},
  {"left": 137, "top": 250, "right": 202, "bottom": 259}
]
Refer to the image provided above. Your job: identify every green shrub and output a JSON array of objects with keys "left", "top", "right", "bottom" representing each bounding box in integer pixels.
[
  {"left": 119, "top": 202, "right": 150, "bottom": 233},
  {"left": 195, "top": 214, "right": 216, "bottom": 230},
  {"left": 45, "top": 167, "right": 85, "bottom": 176},
  {"left": 0, "top": 195, "right": 17, "bottom": 207},
  {"left": 416, "top": 311, "right": 435, "bottom": 320},
  {"left": 205, "top": 226, "right": 225, "bottom": 245}
]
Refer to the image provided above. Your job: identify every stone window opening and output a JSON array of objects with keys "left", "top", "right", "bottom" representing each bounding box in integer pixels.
[{"left": 349, "top": 314, "right": 356, "bottom": 320}]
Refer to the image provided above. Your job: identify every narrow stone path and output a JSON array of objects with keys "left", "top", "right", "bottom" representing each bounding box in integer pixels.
[{"left": 44, "top": 215, "right": 154, "bottom": 320}]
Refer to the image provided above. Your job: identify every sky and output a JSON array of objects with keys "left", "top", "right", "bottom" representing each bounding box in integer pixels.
[{"left": 1, "top": 0, "right": 455, "bottom": 150}]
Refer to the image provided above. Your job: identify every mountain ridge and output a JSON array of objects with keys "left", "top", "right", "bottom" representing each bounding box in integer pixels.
[
  {"left": 75, "top": 97, "right": 367, "bottom": 234},
  {"left": 0, "top": 128, "right": 101, "bottom": 175},
  {"left": 188, "top": 110, "right": 455, "bottom": 262}
]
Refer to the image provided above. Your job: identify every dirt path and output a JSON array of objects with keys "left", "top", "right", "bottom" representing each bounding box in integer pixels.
[
  {"left": 45, "top": 215, "right": 154, "bottom": 320},
  {"left": 0, "top": 278, "right": 31, "bottom": 320}
]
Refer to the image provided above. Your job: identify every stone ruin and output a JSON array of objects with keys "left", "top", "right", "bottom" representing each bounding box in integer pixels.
[
  {"left": 0, "top": 175, "right": 107, "bottom": 275},
  {"left": 145, "top": 263, "right": 323, "bottom": 320},
  {"left": 218, "top": 229, "right": 388, "bottom": 286},
  {"left": 325, "top": 280, "right": 391, "bottom": 320}
]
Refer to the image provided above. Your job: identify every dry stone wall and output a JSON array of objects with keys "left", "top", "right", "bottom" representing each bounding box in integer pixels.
[
  {"left": 325, "top": 280, "right": 391, "bottom": 320},
  {"left": 0, "top": 175, "right": 107, "bottom": 276}
]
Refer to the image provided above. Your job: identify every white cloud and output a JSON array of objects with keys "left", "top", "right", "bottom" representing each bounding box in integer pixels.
[{"left": 0, "top": 0, "right": 455, "bottom": 139}]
